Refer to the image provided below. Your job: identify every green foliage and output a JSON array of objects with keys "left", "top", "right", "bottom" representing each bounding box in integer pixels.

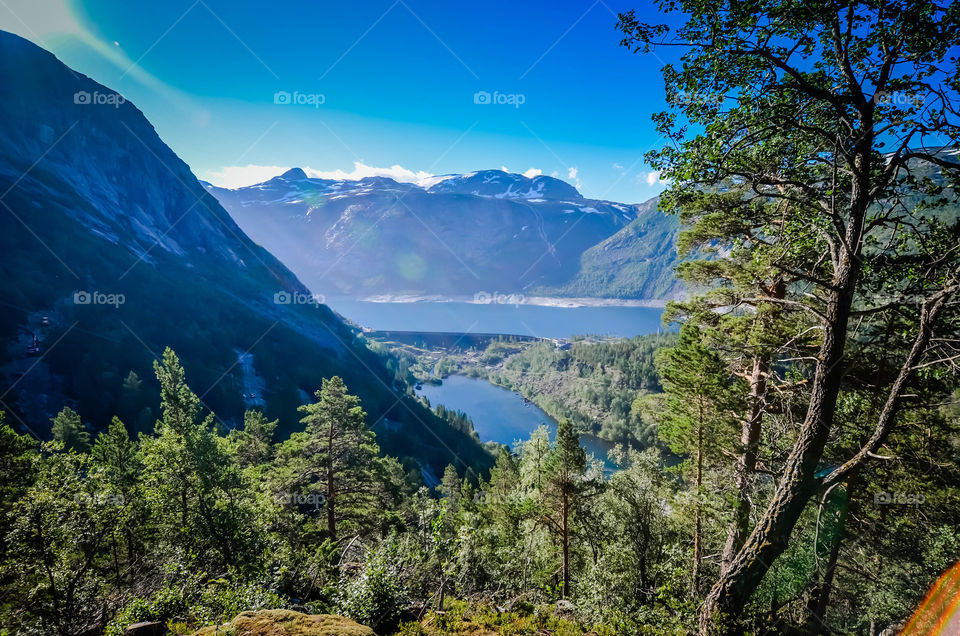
[
  {"left": 337, "top": 545, "right": 408, "bottom": 634},
  {"left": 50, "top": 406, "right": 90, "bottom": 453}
]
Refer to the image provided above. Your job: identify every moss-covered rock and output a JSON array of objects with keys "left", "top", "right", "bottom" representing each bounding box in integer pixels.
[{"left": 190, "top": 610, "right": 375, "bottom": 636}]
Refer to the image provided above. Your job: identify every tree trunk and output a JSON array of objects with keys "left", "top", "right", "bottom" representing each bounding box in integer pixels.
[
  {"left": 720, "top": 355, "right": 767, "bottom": 575},
  {"left": 327, "top": 424, "right": 336, "bottom": 540},
  {"left": 699, "top": 251, "right": 860, "bottom": 634},
  {"left": 721, "top": 279, "right": 783, "bottom": 575},
  {"left": 806, "top": 476, "right": 855, "bottom": 634},
  {"left": 561, "top": 485, "right": 570, "bottom": 598},
  {"left": 693, "top": 407, "right": 704, "bottom": 596}
]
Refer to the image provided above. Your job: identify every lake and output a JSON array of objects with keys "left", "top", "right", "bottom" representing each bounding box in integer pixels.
[
  {"left": 326, "top": 298, "right": 666, "bottom": 339},
  {"left": 417, "top": 375, "right": 616, "bottom": 464}
]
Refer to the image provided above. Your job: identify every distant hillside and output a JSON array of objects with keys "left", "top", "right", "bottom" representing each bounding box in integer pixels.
[{"left": 536, "top": 196, "right": 683, "bottom": 299}]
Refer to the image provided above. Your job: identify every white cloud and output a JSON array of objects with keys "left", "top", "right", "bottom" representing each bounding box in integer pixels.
[
  {"left": 500, "top": 165, "right": 510, "bottom": 173},
  {"left": 522, "top": 167, "right": 542, "bottom": 178},
  {"left": 202, "top": 165, "right": 293, "bottom": 189},
  {"left": 612, "top": 162, "right": 625, "bottom": 172},
  {"left": 640, "top": 170, "right": 668, "bottom": 186},
  {"left": 305, "top": 161, "right": 438, "bottom": 186},
  {"left": 202, "top": 161, "right": 450, "bottom": 189},
  {"left": 566, "top": 166, "right": 582, "bottom": 189}
]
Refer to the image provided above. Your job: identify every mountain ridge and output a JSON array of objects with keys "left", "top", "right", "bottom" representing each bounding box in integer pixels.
[{"left": 206, "top": 169, "right": 682, "bottom": 300}]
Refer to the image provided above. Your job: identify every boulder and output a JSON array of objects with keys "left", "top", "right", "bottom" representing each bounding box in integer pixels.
[
  {"left": 190, "top": 610, "right": 375, "bottom": 636},
  {"left": 125, "top": 622, "right": 164, "bottom": 636}
]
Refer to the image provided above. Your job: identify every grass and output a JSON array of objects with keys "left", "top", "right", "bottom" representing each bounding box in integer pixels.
[
  {"left": 190, "top": 609, "right": 375, "bottom": 636},
  {"left": 394, "top": 600, "right": 617, "bottom": 636}
]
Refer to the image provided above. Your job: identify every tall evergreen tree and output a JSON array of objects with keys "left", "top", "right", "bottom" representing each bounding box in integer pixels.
[
  {"left": 50, "top": 407, "right": 90, "bottom": 453},
  {"left": 139, "top": 348, "right": 254, "bottom": 570},
  {"left": 656, "top": 324, "right": 737, "bottom": 595},
  {"left": 543, "top": 419, "right": 587, "bottom": 598},
  {"left": 294, "top": 376, "right": 379, "bottom": 540}
]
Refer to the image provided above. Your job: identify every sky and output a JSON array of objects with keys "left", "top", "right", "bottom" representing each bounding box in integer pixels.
[{"left": 0, "top": 0, "right": 679, "bottom": 203}]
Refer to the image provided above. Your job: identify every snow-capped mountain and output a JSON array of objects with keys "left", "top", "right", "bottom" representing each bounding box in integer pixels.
[
  {"left": 425, "top": 170, "right": 583, "bottom": 200},
  {"left": 206, "top": 169, "right": 681, "bottom": 299}
]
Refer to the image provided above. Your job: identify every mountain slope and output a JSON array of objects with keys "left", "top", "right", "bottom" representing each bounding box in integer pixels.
[
  {"left": 0, "top": 30, "right": 490, "bottom": 475},
  {"left": 205, "top": 170, "right": 676, "bottom": 299},
  {"left": 539, "top": 196, "right": 683, "bottom": 299}
]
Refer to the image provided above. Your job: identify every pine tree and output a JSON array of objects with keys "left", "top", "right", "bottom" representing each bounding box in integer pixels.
[
  {"left": 90, "top": 417, "right": 141, "bottom": 585},
  {"left": 233, "top": 409, "right": 278, "bottom": 467},
  {"left": 139, "top": 348, "right": 254, "bottom": 570},
  {"left": 543, "top": 419, "right": 586, "bottom": 598},
  {"left": 50, "top": 407, "right": 90, "bottom": 453},
  {"left": 296, "top": 376, "right": 378, "bottom": 540},
  {"left": 656, "top": 324, "right": 736, "bottom": 595}
]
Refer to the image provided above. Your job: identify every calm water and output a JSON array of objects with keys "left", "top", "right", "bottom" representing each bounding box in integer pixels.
[
  {"left": 417, "top": 375, "right": 616, "bottom": 464},
  {"left": 326, "top": 298, "right": 665, "bottom": 339}
]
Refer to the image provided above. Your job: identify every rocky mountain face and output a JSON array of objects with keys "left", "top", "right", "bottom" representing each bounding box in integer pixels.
[
  {"left": 0, "top": 30, "right": 490, "bottom": 475},
  {"left": 206, "top": 170, "right": 682, "bottom": 300}
]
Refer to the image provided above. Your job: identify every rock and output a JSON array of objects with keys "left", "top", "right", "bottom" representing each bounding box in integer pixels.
[
  {"left": 190, "top": 609, "right": 375, "bottom": 636},
  {"left": 554, "top": 599, "right": 576, "bottom": 618},
  {"left": 125, "top": 622, "right": 164, "bottom": 636}
]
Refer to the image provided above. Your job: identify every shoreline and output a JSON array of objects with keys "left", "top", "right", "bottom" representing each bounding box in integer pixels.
[{"left": 351, "top": 294, "right": 671, "bottom": 308}]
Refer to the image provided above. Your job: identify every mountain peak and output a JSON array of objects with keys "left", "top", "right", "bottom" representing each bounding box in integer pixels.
[
  {"left": 426, "top": 170, "right": 582, "bottom": 200},
  {"left": 280, "top": 167, "right": 308, "bottom": 181}
]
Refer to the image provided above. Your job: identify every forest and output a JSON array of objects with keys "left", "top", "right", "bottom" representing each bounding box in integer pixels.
[{"left": 482, "top": 335, "right": 673, "bottom": 446}]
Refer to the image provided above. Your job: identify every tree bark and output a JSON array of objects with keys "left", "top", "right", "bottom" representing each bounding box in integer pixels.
[
  {"left": 561, "top": 485, "right": 570, "bottom": 598},
  {"left": 806, "top": 476, "right": 855, "bottom": 635},
  {"left": 693, "top": 405, "right": 704, "bottom": 596},
  {"left": 720, "top": 355, "right": 767, "bottom": 576},
  {"left": 699, "top": 251, "right": 860, "bottom": 634},
  {"left": 327, "top": 423, "right": 336, "bottom": 540}
]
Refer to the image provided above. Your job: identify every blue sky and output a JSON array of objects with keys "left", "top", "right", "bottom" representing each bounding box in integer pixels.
[{"left": 1, "top": 0, "right": 678, "bottom": 202}]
